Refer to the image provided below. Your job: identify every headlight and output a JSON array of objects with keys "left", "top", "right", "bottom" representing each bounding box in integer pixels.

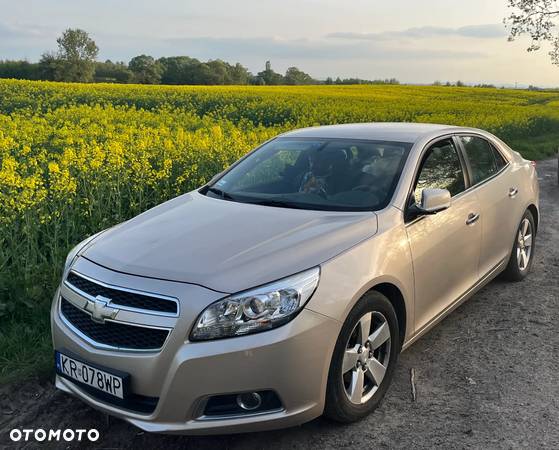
[
  {"left": 190, "top": 267, "right": 320, "bottom": 341},
  {"left": 63, "top": 231, "right": 104, "bottom": 272}
]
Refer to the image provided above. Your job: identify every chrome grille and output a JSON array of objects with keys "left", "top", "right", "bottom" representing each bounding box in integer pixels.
[
  {"left": 66, "top": 271, "right": 178, "bottom": 314},
  {"left": 60, "top": 297, "right": 169, "bottom": 351}
]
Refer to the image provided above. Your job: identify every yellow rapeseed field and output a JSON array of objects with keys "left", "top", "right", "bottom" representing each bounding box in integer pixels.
[{"left": 1, "top": 78, "right": 559, "bottom": 380}]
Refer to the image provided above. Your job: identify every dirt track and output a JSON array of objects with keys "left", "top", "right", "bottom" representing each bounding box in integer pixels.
[{"left": 1, "top": 158, "right": 558, "bottom": 449}]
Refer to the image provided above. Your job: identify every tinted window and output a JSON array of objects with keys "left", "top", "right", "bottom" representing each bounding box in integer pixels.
[
  {"left": 205, "top": 138, "right": 412, "bottom": 211},
  {"left": 491, "top": 144, "right": 507, "bottom": 170},
  {"left": 414, "top": 139, "right": 465, "bottom": 203},
  {"left": 459, "top": 136, "right": 502, "bottom": 184}
]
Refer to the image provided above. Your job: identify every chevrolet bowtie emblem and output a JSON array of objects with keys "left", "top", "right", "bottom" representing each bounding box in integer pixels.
[{"left": 84, "top": 295, "right": 119, "bottom": 324}]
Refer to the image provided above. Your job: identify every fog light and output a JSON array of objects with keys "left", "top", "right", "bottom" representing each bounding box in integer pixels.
[
  {"left": 236, "top": 392, "right": 262, "bottom": 411},
  {"left": 203, "top": 390, "right": 282, "bottom": 417}
]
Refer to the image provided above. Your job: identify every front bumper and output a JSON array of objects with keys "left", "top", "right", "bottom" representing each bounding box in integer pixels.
[{"left": 51, "top": 260, "right": 340, "bottom": 434}]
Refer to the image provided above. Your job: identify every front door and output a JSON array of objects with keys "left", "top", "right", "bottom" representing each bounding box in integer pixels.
[{"left": 405, "top": 138, "right": 482, "bottom": 333}]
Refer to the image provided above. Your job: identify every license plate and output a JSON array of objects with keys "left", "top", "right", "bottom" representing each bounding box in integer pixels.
[{"left": 55, "top": 351, "right": 125, "bottom": 399}]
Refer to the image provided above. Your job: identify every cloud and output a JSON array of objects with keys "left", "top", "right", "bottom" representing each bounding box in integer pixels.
[
  {"left": 327, "top": 24, "right": 507, "bottom": 41},
  {"left": 0, "top": 22, "right": 59, "bottom": 59},
  {"left": 0, "top": 22, "right": 55, "bottom": 39},
  {"left": 160, "top": 36, "right": 487, "bottom": 62},
  {"left": 457, "top": 24, "right": 507, "bottom": 39},
  {"left": 0, "top": 23, "right": 489, "bottom": 74},
  {"left": 0, "top": 22, "right": 33, "bottom": 39}
]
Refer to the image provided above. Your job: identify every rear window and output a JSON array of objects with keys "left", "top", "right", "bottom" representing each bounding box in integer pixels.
[
  {"left": 458, "top": 136, "right": 505, "bottom": 185},
  {"left": 491, "top": 144, "right": 507, "bottom": 170}
]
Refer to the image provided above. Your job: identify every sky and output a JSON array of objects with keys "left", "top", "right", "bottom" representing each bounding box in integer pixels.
[{"left": 1, "top": 0, "right": 557, "bottom": 86}]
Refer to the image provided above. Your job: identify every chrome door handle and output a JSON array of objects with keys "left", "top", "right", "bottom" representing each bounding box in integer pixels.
[
  {"left": 509, "top": 187, "right": 518, "bottom": 198},
  {"left": 466, "top": 213, "right": 480, "bottom": 225}
]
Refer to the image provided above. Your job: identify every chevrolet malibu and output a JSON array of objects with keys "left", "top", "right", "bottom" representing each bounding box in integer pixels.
[{"left": 51, "top": 123, "right": 539, "bottom": 434}]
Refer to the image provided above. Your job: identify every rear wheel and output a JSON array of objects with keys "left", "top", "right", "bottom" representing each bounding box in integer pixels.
[
  {"left": 324, "top": 291, "right": 400, "bottom": 423},
  {"left": 502, "top": 210, "right": 535, "bottom": 281}
]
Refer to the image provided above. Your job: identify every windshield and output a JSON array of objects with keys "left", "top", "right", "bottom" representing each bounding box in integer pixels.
[{"left": 203, "top": 137, "right": 412, "bottom": 211}]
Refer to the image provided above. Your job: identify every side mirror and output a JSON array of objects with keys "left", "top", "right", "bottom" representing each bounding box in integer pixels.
[
  {"left": 407, "top": 188, "right": 451, "bottom": 219},
  {"left": 420, "top": 188, "right": 451, "bottom": 213}
]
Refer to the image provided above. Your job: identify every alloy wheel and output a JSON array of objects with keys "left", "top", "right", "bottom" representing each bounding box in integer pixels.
[
  {"left": 516, "top": 218, "right": 533, "bottom": 271},
  {"left": 342, "top": 311, "right": 391, "bottom": 405}
]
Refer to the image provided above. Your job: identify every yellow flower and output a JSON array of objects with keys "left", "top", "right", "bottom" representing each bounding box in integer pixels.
[{"left": 48, "top": 161, "right": 60, "bottom": 174}]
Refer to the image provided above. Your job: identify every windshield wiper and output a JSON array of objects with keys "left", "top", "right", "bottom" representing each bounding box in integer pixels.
[
  {"left": 206, "top": 189, "right": 328, "bottom": 210},
  {"left": 244, "top": 199, "right": 313, "bottom": 210},
  {"left": 206, "top": 186, "right": 235, "bottom": 200}
]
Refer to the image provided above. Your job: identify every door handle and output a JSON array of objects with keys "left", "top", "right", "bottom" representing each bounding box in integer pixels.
[
  {"left": 466, "top": 213, "right": 480, "bottom": 225},
  {"left": 509, "top": 187, "right": 518, "bottom": 198}
]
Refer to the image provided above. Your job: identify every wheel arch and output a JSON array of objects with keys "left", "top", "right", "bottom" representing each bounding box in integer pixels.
[
  {"left": 368, "top": 282, "right": 406, "bottom": 347},
  {"left": 527, "top": 203, "right": 539, "bottom": 233}
]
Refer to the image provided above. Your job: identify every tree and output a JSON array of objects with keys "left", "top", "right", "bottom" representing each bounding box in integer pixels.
[
  {"left": 284, "top": 67, "right": 315, "bottom": 85},
  {"left": 94, "top": 60, "right": 134, "bottom": 83},
  {"left": 228, "top": 63, "right": 251, "bottom": 85},
  {"left": 38, "top": 52, "right": 65, "bottom": 81},
  {"left": 0, "top": 60, "right": 41, "bottom": 80},
  {"left": 505, "top": 0, "right": 559, "bottom": 64},
  {"left": 255, "top": 61, "right": 284, "bottom": 85},
  {"left": 249, "top": 75, "right": 266, "bottom": 85},
  {"left": 190, "top": 63, "right": 214, "bottom": 85},
  {"left": 205, "top": 60, "right": 231, "bottom": 84},
  {"left": 158, "top": 57, "right": 249, "bottom": 85},
  {"left": 128, "top": 55, "right": 163, "bottom": 84},
  {"left": 158, "top": 56, "right": 200, "bottom": 84},
  {"left": 51, "top": 28, "right": 99, "bottom": 82}
]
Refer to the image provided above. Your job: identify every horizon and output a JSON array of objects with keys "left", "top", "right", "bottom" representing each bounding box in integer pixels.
[{"left": 1, "top": 0, "right": 558, "bottom": 87}]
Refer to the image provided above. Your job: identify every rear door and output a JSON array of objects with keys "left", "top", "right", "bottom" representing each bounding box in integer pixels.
[
  {"left": 405, "top": 137, "right": 482, "bottom": 333},
  {"left": 456, "top": 135, "right": 518, "bottom": 276}
]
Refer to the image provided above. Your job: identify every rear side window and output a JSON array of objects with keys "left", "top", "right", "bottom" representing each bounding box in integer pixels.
[
  {"left": 459, "top": 136, "right": 504, "bottom": 184},
  {"left": 491, "top": 144, "right": 507, "bottom": 170},
  {"left": 414, "top": 139, "right": 466, "bottom": 203}
]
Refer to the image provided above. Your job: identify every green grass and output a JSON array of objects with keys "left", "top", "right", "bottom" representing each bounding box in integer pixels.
[
  {"left": 512, "top": 132, "right": 559, "bottom": 160},
  {"left": 0, "top": 310, "right": 53, "bottom": 384}
]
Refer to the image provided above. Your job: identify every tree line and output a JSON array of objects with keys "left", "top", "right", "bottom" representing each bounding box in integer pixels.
[{"left": 0, "top": 29, "right": 400, "bottom": 86}]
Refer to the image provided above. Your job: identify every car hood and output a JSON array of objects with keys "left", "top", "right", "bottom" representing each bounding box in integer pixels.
[{"left": 82, "top": 191, "right": 378, "bottom": 293}]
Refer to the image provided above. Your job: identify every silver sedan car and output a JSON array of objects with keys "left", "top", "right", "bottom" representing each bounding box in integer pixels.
[{"left": 51, "top": 123, "right": 539, "bottom": 434}]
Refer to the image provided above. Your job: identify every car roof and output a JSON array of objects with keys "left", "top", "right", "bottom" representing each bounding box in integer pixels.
[{"left": 279, "top": 122, "right": 465, "bottom": 143}]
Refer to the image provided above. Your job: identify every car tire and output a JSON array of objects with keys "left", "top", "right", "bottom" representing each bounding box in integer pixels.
[
  {"left": 324, "top": 291, "right": 400, "bottom": 423},
  {"left": 502, "top": 209, "right": 536, "bottom": 282}
]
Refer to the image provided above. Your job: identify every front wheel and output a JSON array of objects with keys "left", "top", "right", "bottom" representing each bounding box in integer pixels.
[
  {"left": 502, "top": 210, "right": 536, "bottom": 282},
  {"left": 324, "top": 291, "right": 400, "bottom": 423}
]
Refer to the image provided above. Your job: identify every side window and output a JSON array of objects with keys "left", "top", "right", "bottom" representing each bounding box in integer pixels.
[
  {"left": 459, "top": 136, "right": 500, "bottom": 184},
  {"left": 491, "top": 144, "right": 507, "bottom": 171},
  {"left": 414, "top": 139, "right": 465, "bottom": 204}
]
